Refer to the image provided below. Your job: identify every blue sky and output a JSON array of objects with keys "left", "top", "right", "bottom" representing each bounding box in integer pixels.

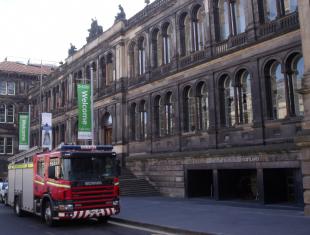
[{"left": 0, "top": 0, "right": 154, "bottom": 65}]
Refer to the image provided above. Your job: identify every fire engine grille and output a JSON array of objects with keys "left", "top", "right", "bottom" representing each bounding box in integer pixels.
[{"left": 71, "top": 185, "right": 115, "bottom": 210}]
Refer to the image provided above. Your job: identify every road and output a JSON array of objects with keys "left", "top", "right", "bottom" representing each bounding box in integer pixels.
[{"left": 0, "top": 204, "right": 164, "bottom": 235}]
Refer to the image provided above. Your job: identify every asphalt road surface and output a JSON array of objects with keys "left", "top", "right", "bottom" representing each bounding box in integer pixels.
[{"left": 0, "top": 203, "right": 162, "bottom": 235}]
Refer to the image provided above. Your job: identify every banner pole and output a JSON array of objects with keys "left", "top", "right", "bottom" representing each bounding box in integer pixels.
[
  {"left": 90, "top": 66, "right": 94, "bottom": 145},
  {"left": 39, "top": 60, "right": 43, "bottom": 148},
  {"left": 28, "top": 105, "right": 31, "bottom": 150}
]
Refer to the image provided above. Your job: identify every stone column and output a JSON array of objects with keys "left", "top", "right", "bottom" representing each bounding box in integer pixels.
[{"left": 297, "top": 0, "right": 310, "bottom": 216}]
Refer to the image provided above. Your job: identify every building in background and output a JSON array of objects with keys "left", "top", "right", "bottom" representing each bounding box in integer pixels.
[
  {"left": 4, "top": 0, "right": 310, "bottom": 214},
  {"left": 0, "top": 60, "right": 53, "bottom": 179}
]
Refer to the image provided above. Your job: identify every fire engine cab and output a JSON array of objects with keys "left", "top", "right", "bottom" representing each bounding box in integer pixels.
[{"left": 7, "top": 145, "right": 120, "bottom": 226}]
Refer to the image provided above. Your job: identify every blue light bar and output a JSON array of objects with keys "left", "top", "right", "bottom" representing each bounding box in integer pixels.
[{"left": 59, "top": 145, "right": 113, "bottom": 151}]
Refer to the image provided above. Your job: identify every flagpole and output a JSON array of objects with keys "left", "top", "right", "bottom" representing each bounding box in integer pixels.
[
  {"left": 28, "top": 104, "right": 31, "bottom": 150},
  {"left": 39, "top": 60, "right": 43, "bottom": 148},
  {"left": 90, "top": 65, "right": 94, "bottom": 145}
]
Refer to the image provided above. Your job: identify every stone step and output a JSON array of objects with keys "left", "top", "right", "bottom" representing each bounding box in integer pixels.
[{"left": 119, "top": 167, "right": 160, "bottom": 197}]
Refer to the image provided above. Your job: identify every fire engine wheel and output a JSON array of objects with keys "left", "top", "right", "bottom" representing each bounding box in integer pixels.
[
  {"left": 97, "top": 216, "right": 109, "bottom": 223},
  {"left": 44, "top": 201, "right": 56, "bottom": 227},
  {"left": 14, "top": 198, "right": 24, "bottom": 217}
]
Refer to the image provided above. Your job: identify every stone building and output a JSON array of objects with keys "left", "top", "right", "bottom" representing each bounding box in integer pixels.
[
  {"left": 25, "top": 0, "right": 310, "bottom": 213},
  {"left": 0, "top": 60, "right": 52, "bottom": 179}
]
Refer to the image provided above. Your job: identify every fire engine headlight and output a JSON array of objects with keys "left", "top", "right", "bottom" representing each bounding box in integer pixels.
[
  {"left": 113, "top": 200, "right": 119, "bottom": 206},
  {"left": 58, "top": 204, "right": 74, "bottom": 211}
]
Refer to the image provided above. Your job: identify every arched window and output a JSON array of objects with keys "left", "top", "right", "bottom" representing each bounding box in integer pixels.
[
  {"left": 234, "top": 0, "right": 246, "bottom": 34},
  {"left": 287, "top": 55, "right": 304, "bottom": 116},
  {"left": 220, "top": 76, "right": 236, "bottom": 127},
  {"left": 217, "top": 0, "right": 246, "bottom": 40},
  {"left": 179, "top": 13, "right": 191, "bottom": 57},
  {"left": 225, "top": 77, "right": 236, "bottom": 126},
  {"left": 192, "top": 5, "right": 205, "bottom": 51},
  {"left": 129, "top": 42, "right": 136, "bottom": 78},
  {"left": 236, "top": 70, "right": 253, "bottom": 124},
  {"left": 184, "top": 86, "right": 196, "bottom": 132},
  {"left": 262, "top": 0, "right": 298, "bottom": 22},
  {"left": 197, "top": 82, "right": 209, "bottom": 130},
  {"left": 266, "top": 62, "right": 286, "bottom": 119},
  {"left": 130, "top": 103, "right": 137, "bottom": 140},
  {"left": 162, "top": 22, "right": 173, "bottom": 64},
  {"left": 151, "top": 29, "right": 161, "bottom": 68},
  {"left": 138, "top": 37, "right": 146, "bottom": 75},
  {"left": 154, "top": 96, "right": 163, "bottom": 137},
  {"left": 218, "top": 0, "right": 230, "bottom": 40},
  {"left": 106, "top": 53, "right": 114, "bottom": 85},
  {"left": 100, "top": 57, "right": 106, "bottom": 87},
  {"left": 165, "top": 92, "right": 174, "bottom": 135},
  {"left": 139, "top": 100, "right": 147, "bottom": 140}
]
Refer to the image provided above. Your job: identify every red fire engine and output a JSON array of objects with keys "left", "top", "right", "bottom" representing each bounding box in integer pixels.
[{"left": 8, "top": 145, "right": 120, "bottom": 226}]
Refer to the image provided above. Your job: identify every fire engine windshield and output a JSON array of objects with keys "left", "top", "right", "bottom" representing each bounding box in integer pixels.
[{"left": 62, "top": 154, "right": 117, "bottom": 181}]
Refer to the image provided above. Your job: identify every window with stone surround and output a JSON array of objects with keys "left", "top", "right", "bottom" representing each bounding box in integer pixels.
[
  {"left": 183, "top": 86, "right": 196, "bottom": 132},
  {"left": 129, "top": 42, "right": 136, "bottom": 78},
  {"left": 0, "top": 105, "right": 5, "bottom": 123},
  {"left": 106, "top": 53, "right": 114, "bottom": 85},
  {"left": 0, "top": 81, "right": 7, "bottom": 95},
  {"left": 162, "top": 22, "right": 173, "bottom": 65},
  {"left": 0, "top": 104, "right": 14, "bottom": 123},
  {"left": 154, "top": 95, "right": 163, "bottom": 137},
  {"left": 6, "top": 104, "right": 14, "bottom": 123},
  {"left": 286, "top": 54, "right": 304, "bottom": 117},
  {"left": 265, "top": 61, "right": 287, "bottom": 120},
  {"left": 6, "top": 137, "right": 13, "bottom": 154},
  {"left": 217, "top": 0, "right": 246, "bottom": 41},
  {"left": 139, "top": 100, "right": 148, "bottom": 140},
  {"left": 130, "top": 103, "right": 137, "bottom": 141},
  {"left": 197, "top": 82, "right": 209, "bottom": 131},
  {"left": 236, "top": 70, "right": 253, "bottom": 124},
  {"left": 192, "top": 4, "right": 205, "bottom": 52},
  {"left": 100, "top": 57, "right": 107, "bottom": 87},
  {"left": 0, "top": 137, "right": 4, "bottom": 154},
  {"left": 0, "top": 137, "right": 13, "bottom": 155},
  {"left": 7, "top": 82, "right": 15, "bottom": 95},
  {"left": 164, "top": 92, "right": 174, "bottom": 135},
  {"left": 179, "top": 12, "right": 191, "bottom": 57},
  {"left": 219, "top": 75, "right": 236, "bottom": 127},
  {"left": 0, "top": 81, "right": 15, "bottom": 95},
  {"left": 151, "top": 28, "right": 162, "bottom": 68},
  {"left": 261, "top": 0, "right": 298, "bottom": 22},
  {"left": 138, "top": 37, "right": 146, "bottom": 75}
]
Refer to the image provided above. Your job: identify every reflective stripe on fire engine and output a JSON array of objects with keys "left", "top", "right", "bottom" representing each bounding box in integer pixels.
[
  {"left": 8, "top": 163, "right": 33, "bottom": 170},
  {"left": 68, "top": 208, "right": 116, "bottom": 219},
  {"left": 46, "top": 181, "right": 71, "bottom": 189},
  {"left": 34, "top": 180, "right": 44, "bottom": 186}
]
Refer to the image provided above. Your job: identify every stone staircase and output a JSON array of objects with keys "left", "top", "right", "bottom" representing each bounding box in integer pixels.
[{"left": 119, "top": 168, "right": 160, "bottom": 196}]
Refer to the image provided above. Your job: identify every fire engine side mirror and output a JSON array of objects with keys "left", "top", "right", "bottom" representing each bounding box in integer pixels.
[{"left": 48, "top": 166, "right": 56, "bottom": 179}]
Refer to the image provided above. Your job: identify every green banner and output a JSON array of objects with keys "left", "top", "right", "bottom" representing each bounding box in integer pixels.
[
  {"left": 19, "top": 113, "right": 29, "bottom": 150},
  {"left": 77, "top": 84, "right": 92, "bottom": 140}
]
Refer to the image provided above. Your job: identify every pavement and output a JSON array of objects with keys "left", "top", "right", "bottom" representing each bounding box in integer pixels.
[{"left": 112, "top": 196, "right": 310, "bottom": 235}]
